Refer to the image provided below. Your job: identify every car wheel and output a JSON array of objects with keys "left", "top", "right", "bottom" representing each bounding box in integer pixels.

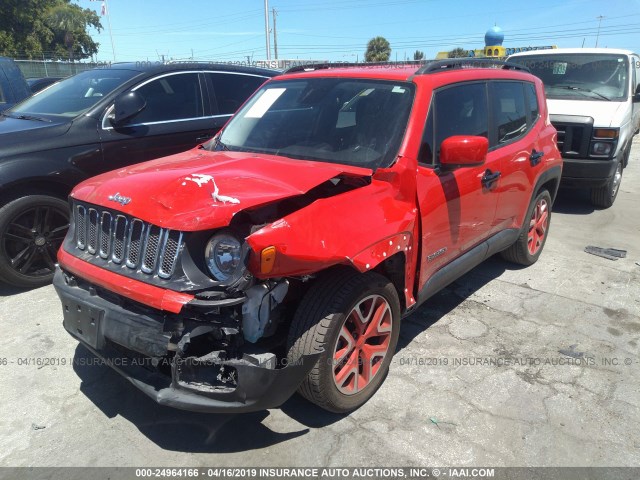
[
  {"left": 287, "top": 269, "right": 400, "bottom": 413},
  {"left": 0, "top": 195, "right": 69, "bottom": 288},
  {"left": 501, "top": 189, "right": 552, "bottom": 266},
  {"left": 590, "top": 160, "right": 622, "bottom": 209}
]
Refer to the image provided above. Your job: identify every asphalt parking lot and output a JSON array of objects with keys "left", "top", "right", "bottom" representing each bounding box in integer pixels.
[{"left": 1, "top": 139, "right": 639, "bottom": 469}]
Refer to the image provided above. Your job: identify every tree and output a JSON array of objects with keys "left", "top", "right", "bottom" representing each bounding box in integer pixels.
[
  {"left": 365, "top": 36, "right": 391, "bottom": 62},
  {"left": 413, "top": 50, "right": 425, "bottom": 61},
  {"left": 448, "top": 47, "right": 469, "bottom": 58},
  {"left": 0, "top": 0, "right": 102, "bottom": 61}
]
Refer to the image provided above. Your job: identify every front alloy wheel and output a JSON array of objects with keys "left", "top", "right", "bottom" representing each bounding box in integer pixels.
[
  {"left": 333, "top": 294, "right": 393, "bottom": 395},
  {"left": 287, "top": 270, "right": 400, "bottom": 413},
  {"left": 0, "top": 195, "right": 69, "bottom": 288}
]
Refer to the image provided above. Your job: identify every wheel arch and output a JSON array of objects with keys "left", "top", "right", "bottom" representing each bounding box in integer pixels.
[
  {"left": 533, "top": 165, "right": 562, "bottom": 204},
  {"left": 348, "top": 232, "right": 413, "bottom": 312},
  {"left": 0, "top": 179, "right": 73, "bottom": 205}
]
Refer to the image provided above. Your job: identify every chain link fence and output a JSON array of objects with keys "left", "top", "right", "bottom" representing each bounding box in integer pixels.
[{"left": 13, "top": 60, "right": 97, "bottom": 79}]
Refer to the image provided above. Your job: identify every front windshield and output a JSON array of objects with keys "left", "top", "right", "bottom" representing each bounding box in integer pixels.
[
  {"left": 212, "top": 78, "right": 415, "bottom": 169},
  {"left": 7, "top": 68, "right": 140, "bottom": 118},
  {"left": 509, "top": 53, "right": 629, "bottom": 101}
]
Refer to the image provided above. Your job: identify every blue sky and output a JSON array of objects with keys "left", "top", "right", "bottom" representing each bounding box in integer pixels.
[{"left": 80, "top": 0, "right": 640, "bottom": 63}]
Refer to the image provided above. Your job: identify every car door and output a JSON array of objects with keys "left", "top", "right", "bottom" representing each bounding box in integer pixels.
[
  {"left": 489, "top": 80, "right": 538, "bottom": 230},
  {"left": 415, "top": 81, "right": 500, "bottom": 286},
  {"left": 99, "top": 71, "right": 215, "bottom": 170}
]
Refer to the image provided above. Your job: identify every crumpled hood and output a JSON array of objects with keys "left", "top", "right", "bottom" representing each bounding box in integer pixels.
[
  {"left": 72, "top": 148, "right": 372, "bottom": 230},
  {"left": 547, "top": 99, "right": 627, "bottom": 128}
]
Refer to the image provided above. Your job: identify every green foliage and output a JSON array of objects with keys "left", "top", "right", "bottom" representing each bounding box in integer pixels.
[
  {"left": 413, "top": 50, "right": 425, "bottom": 61},
  {"left": 448, "top": 47, "right": 469, "bottom": 58},
  {"left": 0, "top": 0, "right": 102, "bottom": 60},
  {"left": 365, "top": 36, "right": 391, "bottom": 62}
]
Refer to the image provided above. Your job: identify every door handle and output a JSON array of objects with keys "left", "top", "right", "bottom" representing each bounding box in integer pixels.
[
  {"left": 530, "top": 149, "right": 544, "bottom": 166},
  {"left": 481, "top": 169, "right": 501, "bottom": 188}
]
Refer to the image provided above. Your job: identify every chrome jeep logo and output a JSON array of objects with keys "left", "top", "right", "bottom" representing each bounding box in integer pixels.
[{"left": 108, "top": 193, "right": 131, "bottom": 206}]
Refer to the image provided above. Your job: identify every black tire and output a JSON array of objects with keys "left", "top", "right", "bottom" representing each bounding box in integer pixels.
[
  {"left": 287, "top": 269, "right": 401, "bottom": 413},
  {"left": 590, "top": 159, "right": 623, "bottom": 209},
  {"left": 501, "top": 189, "right": 552, "bottom": 266},
  {"left": 0, "top": 195, "right": 70, "bottom": 288}
]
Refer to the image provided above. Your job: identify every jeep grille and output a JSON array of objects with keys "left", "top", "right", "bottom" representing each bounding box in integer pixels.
[{"left": 73, "top": 203, "right": 183, "bottom": 279}]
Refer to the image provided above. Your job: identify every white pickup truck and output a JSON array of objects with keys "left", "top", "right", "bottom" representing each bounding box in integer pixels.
[{"left": 509, "top": 48, "right": 640, "bottom": 208}]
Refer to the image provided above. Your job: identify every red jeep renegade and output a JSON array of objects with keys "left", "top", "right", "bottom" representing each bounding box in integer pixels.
[{"left": 54, "top": 60, "right": 562, "bottom": 413}]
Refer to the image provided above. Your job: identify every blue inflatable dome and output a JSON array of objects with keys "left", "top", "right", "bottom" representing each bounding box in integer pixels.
[{"left": 485, "top": 26, "right": 504, "bottom": 46}]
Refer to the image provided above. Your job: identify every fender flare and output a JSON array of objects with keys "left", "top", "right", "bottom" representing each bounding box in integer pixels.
[{"left": 533, "top": 165, "right": 562, "bottom": 203}]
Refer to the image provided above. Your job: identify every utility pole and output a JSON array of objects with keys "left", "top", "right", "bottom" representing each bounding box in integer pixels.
[
  {"left": 272, "top": 8, "right": 278, "bottom": 60},
  {"left": 595, "top": 15, "right": 605, "bottom": 47},
  {"left": 264, "top": 0, "right": 271, "bottom": 61},
  {"left": 104, "top": 0, "right": 116, "bottom": 61}
]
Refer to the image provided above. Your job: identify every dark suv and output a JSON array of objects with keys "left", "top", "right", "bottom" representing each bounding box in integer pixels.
[
  {"left": 55, "top": 60, "right": 562, "bottom": 413},
  {"left": 0, "top": 62, "right": 277, "bottom": 288}
]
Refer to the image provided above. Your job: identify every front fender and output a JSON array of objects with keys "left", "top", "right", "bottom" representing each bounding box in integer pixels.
[
  {"left": 246, "top": 179, "right": 419, "bottom": 309},
  {"left": 246, "top": 180, "right": 417, "bottom": 277}
]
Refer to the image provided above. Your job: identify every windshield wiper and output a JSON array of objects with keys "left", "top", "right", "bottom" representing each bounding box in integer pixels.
[
  {"left": 211, "top": 136, "right": 231, "bottom": 151},
  {"left": 1, "top": 112, "right": 52, "bottom": 122},
  {"left": 552, "top": 85, "right": 611, "bottom": 101}
]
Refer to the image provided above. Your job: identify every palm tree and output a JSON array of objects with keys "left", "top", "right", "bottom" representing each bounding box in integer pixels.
[
  {"left": 413, "top": 50, "right": 425, "bottom": 61},
  {"left": 47, "top": 5, "right": 86, "bottom": 62},
  {"left": 365, "top": 37, "right": 391, "bottom": 62}
]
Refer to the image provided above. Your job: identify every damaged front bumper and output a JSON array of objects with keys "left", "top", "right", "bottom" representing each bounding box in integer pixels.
[{"left": 53, "top": 268, "right": 319, "bottom": 413}]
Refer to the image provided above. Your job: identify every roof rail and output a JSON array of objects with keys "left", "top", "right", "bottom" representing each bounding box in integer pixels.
[
  {"left": 415, "top": 58, "right": 530, "bottom": 75},
  {"left": 284, "top": 60, "right": 427, "bottom": 74}
]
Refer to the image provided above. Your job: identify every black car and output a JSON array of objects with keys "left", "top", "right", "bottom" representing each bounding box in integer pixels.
[
  {"left": 26, "top": 77, "right": 64, "bottom": 94},
  {"left": 0, "top": 62, "right": 277, "bottom": 288}
]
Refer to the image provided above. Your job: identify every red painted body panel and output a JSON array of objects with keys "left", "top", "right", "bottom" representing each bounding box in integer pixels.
[
  {"left": 71, "top": 150, "right": 372, "bottom": 231},
  {"left": 246, "top": 158, "right": 420, "bottom": 308},
  {"left": 246, "top": 179, "right": 415, "bottom": 273},
  {"left": 58, "top": 248, "right": 194, "bottom": 313}
]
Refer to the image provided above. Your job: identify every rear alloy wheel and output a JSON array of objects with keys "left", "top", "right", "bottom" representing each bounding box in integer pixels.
[
  {"left": 287, "top": 270, "right": 400, "bottom": 413},
  {"left": 0, "top": 195, "right": 69, "bottom": 288},
  {"left": 591, "top": 160, "right": 622, "bottom": 209},
  {"left": 501, "top": 190, "right": 552, "bottom": 266}
]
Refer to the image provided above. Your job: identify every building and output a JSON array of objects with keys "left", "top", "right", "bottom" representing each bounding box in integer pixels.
[{"left": 435, "top": 25, "right": 556, "bottom": 59}]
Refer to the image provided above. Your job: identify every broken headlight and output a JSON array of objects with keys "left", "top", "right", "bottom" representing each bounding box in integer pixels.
[{"left": 205, "top": 232, "right": 247, "bottom": 283}]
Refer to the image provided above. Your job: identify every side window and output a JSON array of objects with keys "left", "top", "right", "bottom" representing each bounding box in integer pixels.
[
  {"left": 490, "top": 81, "right": 527, "bottom": 146},
  {"left": 130, "top": 73, "right": 203, "bottom": 124},
  {"left": 209, "top": 73, "right": 267, "bottom": 115},
  {"left": 431, "top": 82, "right": 488, "bottom": 163},
  {"left": 526, "top": 83, "right": 539, "bottom": 125}
]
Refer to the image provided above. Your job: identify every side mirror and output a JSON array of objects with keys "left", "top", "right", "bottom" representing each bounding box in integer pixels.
[
  {"left": 111, "top": 91, "right": 146, "bottom": 126},
  {"left": 633, "top": 84, "right": 640, "bottom": 103},
  {"left": 440, "top": 135, "right": 488, "bottom": 168}
]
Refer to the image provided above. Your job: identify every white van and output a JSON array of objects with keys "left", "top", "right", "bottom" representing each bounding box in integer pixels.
[{"left": 508, "top": 48, "right": 640, "bottom": 208}]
